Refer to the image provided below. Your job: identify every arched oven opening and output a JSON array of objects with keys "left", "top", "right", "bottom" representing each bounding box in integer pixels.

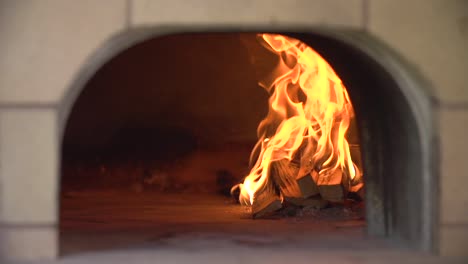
[{"left": 59, "top": 32, "right": 434, "bottom": 256}]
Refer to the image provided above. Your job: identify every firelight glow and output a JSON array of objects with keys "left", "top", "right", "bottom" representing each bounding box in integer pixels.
[{"left": 237, "top": 34, "right": 362, "bottom": 206}]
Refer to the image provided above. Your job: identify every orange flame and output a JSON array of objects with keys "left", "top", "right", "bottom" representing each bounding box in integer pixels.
[{"left": 238, "top": 34, "right": 360, "bottom": 205}]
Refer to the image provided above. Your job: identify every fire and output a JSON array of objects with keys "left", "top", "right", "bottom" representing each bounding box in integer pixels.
[{"left": 236, "top": 34, "right": 362, "bottom": 207}]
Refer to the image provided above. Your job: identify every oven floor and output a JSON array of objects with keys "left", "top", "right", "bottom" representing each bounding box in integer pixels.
[
  {"left": 60, "top": 190, "right": 368, "bottom": 256},
  {"left": 7, "top": 190, "right": 453, "bottom": 263}
]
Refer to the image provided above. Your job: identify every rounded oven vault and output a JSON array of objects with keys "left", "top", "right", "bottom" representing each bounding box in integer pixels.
[{"left": 59, "top": 30, "right": 436, "bottom": 253}]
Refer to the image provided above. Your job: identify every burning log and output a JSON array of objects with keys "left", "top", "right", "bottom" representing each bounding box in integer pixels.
[
  {"left": 348, "top": 185, "right": 365, "bottom": 201},
  {"left": 317, "top": 169, "right": 346, "bottom": 202},
  {"left": 251, "top": 185, "right": 282, "bottom": 219},
  {"left": 234, "top": 34, "right": 364, "bottom": 217},
  {"left": 250, "top": 160, "right": 298, "bottom": 218},
  {"left": 350, "top": 165, "right": 364, "bottom": 189},
  {"left": 269, "top": 159, "right": 301, "bottom": 198},
  {"left": 296, "top": 171, "right": 319, "bottom": 198},
  {"left": 348, "top": 164, "right": 364, "bottom": 200},
  {"left": 318, "top": 184, "right": 344, "bottom": 202}
]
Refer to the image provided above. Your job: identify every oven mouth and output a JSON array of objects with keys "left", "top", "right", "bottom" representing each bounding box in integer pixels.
[{"left": 59, "top": 30, "right": 436, "bottom": 256}]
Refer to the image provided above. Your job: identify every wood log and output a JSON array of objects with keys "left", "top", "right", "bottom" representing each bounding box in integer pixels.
[
  {"left": 317, "top": 169, "right": 345, "bottom": 202},
  {"left": 347, "top": 164, "right": 363, "bottom": 200},
  {"left": 347, "top": 185, "right": 365, "bottom": 201},
  {"left": 251, "top": 176, "right": 283, "bottom": 219},
  {"left": 349, "top": 164, "right": 364, "bottom": 193},
  {"left": 269, "top": 160, "right": 301, "bottom": 198},
  {"left": 318, "top": 184, "right": 344, "bottom": 202},
  {"left": 296, "top": 172, "right": 319, "bottom": 198},
  {"left": 251, "top": 184, "right": 282, "bottom": 219}
]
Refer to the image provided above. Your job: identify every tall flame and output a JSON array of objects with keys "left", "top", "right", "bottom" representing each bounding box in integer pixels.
[{"left": 238, "top": 34, "right": 359, "bottom": 206}]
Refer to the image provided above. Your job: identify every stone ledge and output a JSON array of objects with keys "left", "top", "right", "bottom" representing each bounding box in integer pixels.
[
  {"left": 0, "top": 109, "right": 59, "bottom": 224},
  {"left": 438, "top": 108, "right": 468, "bottom": 224},
  {"left": 0, "top": 225, "right": 57, "bottom": 261},
  {"left": 131, "top": 0, "right": 364, "bottom": 28},
  {"left": 439, "top": 224, "right": 468, "bottom": 257},
  {"left": 368, "top": 0, "right": 468, "bottom": 103},
  {"left": 0, "top": 0, "right": 128, "bottom": 103}
]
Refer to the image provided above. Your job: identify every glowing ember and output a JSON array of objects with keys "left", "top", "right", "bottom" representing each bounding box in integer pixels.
[{"left": 235, "top": 34, "right": 363, "bottom": 209}]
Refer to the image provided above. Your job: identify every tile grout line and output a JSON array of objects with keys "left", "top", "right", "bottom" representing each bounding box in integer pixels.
[
  {"left": 0, "top": 103, "right": 58, "bottom": 110},
  {"left": 125, "top": 0, "right": 132, "bottom": 30},
  {"left": 0, "top": 223, "right": 57, "bottom": 229},
  {"left": 1, "top": 100, "right": 468, "bottom": 111},
  {"left": 439, "top": 103, "right": 468, "bottom": 110},
  {"left": 440, "top": 222, "right": 468, "bottom": 228},
  {"left": 431, "top": 97, "right": 468, "bottom": 111},
  {"left": 362, "top": 0, "right": 369, "bottom": 31}
]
